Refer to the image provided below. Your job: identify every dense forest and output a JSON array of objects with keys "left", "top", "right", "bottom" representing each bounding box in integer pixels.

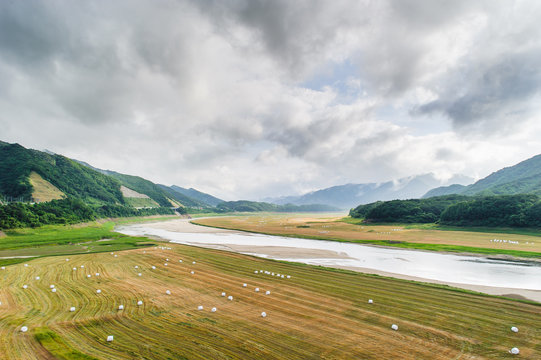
[
  {"left": 0, "top": 198, "right": 175, "bottom": 229},
  {"left": 350, "top": 194, "right": 541, "bottom": 227}
]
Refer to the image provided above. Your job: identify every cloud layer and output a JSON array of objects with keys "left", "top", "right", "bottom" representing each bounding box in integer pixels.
[{"left": 1, "top": 0, "right": 541, "bottom": 199}]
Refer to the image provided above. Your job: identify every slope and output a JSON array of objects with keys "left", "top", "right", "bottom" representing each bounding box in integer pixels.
[{"left": 170, "top": 185, "right": 224, "bottom": 207}]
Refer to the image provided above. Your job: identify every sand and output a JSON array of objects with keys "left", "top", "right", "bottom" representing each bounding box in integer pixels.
[{"left": 137, "top": 219, "right": 541, "bottom": 302}]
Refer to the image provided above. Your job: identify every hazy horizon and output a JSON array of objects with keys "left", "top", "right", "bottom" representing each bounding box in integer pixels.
[{"left": 2, "top": 0, "right": 541, "bottom": 200}]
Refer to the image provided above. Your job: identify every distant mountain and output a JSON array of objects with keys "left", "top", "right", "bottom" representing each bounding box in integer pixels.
[
  {"left": 216, "top": 200, "right": 339, "bottom": 213},
  {"left": 267, "top": 174, "right": 474, "bottom": 209},
  {"left": 423, "top": 154, "right": 541, "bottom": 198},
  {"left": 422, "top": 184, "right": 467, "bottom": 198},
  {"left": 169, "top": 185, "right": 224, "bottom": 207}
]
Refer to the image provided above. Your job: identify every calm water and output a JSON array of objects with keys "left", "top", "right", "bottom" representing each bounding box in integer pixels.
[{"left": 117, "top": 224, "right": 541, "bottom": 290}]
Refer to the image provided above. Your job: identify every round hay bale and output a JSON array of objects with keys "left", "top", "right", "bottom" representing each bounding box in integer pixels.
[
  {"left": 151, "top": 266, "right": 156, "bottom": 269},
  {"left": 24, "top": 264, "right": 28, "bottom": 267},
  {"left": 20, "top": 326, "right": 28, "bottom": 332},
  {"left": 134, "top": 266, "right": 139, "bottom": 269},
  {"left": 261, "top": 312, "right": 267, "bottom": 318},
  {"left": 95, "top": 273, "right": 100, "bottom": 276},
  {"left": 510, "top": 347, "right": 520, "bottom": 355},
  {"left": 511, "top": 326, "right": 518, "bottom": 333},
  {"left": 286, "top": 275, "right": 291, "bottom": 279},
  {"left": 255, "top": 288, "right": 260, "bottom": 292},
  {"left": 166, "top": 290, "right": 171, "bottom": 295},
  {"left": 138, "top": 273, "right": 142, "bottom": 276},
  {"left": 96, "top": 289, "right": 102, "bottom": 294},
  {"left": 211, "top": 307, "right": 217, "bottom": 312},
  {"left": 80, "top": 265, "right": 84, "bottom": 268},
  {"left": 265, "top": 291, "right": 270, "bottom": 295},
  {"left": 65, "top": 259, "right": 69, "bottom": 261},
  {"left": 190, "top": 271, "right": 195, "bottom": 274},
  {"left": 51, "top": 288, "right": 57, "bottom": 293},
  {"left": 179, "top": 260, "right": 182, "bottom": 263},
  {"left": 87, "top": 275, "right": 91, "bottom": 278},
  {"left": 197, "top": 305, "right": 203, "bottom": 310},
  {"left": 391, "top": 324, "right": 398, "bottom": 331},
  {"left": 137, "top": 300, "right": 143, "bottom": 306},
  {"left": 73, "top": 267, "right": 77, "bottom": 271},
  {"left": 254, "top": 270, "right": 258, "bottom": 274},
  {"left": 164, "top": 263, "right": 168, "bottom": 266},
  {"left": 1, "top": 266, "right": 5, "bottom": 270},
  {"left": 114, "top": 255, "right": 118, "bottom": 258},
  {"left": 192, "top": 261, "right": 196, "bottom": 264},
  {"left": 118, "top": 305, "right": 124, "bottom": 310},
  {"left": 70, "top": 307, "right": 76, "bottom": 312},
  {"left": 228, "top": 295, "right": 233, "bottom": 301},
  {"left": 50, "top": 285, "right": 55, "bottom": 289},
  {"left": 368, "top": 299, "right": 373, "bottom": 304},
  {"left": 221, "top": 292, "right": 226, "bottom": 297},
  {"left": 280, "top": 275, "right": 284, "bottom": 278},
  {"left": 22, "top": 285, "right": 28, "bottom": 289},
  {"left": 35, "top": 276, "right": 40, "bottom": 280},
  {"left": 166, "top": 258, "right": 169, "bottom": 262},
  {"left": 107, "top": 335, "right": 114, "bottom": 342},
  {"left": 243, "top": 283, "right": 247, "bottom": 287}
]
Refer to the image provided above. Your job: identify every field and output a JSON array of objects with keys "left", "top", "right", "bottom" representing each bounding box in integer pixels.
[
  {"left": 192, "top": 213, "right": 541, "bottom": 258},
  {"left": 1, "top": 238, "right": 540, "bottom": 359}
]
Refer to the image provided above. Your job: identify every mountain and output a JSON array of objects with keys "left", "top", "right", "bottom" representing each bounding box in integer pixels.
[
  {"left": 423, "top": 154, "right": 541, "bottom": 198},
  {"left": 422, "top": 184, "right": 467, "bottom": 198},
  {"left": 169, "top": 185, "right": 224, "bottom": 207},
  {"left": 267, "top": 174, "right": 474, "bottom": 209},
  {"left": 0, "top": 142, "right": 124, "bottom": 205}
]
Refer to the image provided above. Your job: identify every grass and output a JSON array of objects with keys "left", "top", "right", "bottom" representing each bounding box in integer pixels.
[
  {"left": 29, "top": 171, "right": 65, "bottom": 203},
  {"left": 0, "top": 239, "right": 539, "bottom": 359},
  {"left": 124, "top": 197, "right": 160, "bottom": 208},
  {"left": 192, "top": 214, "right": 541, "bottom": 259}
]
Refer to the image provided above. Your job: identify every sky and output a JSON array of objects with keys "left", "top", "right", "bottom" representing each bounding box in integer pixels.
[{"left": 1, "top": 0, "right": 541, "bottom": 200}]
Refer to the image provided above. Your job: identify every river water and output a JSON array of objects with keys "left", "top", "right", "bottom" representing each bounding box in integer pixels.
[{"left": 116, "top": 221, "right": 541, "bottom": 292}]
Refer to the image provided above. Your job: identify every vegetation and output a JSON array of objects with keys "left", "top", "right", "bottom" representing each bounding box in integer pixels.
[
  {"left": 0, "top": 143, "right": 124, "bottom": 205},
  {"left": 105, "top": 171, "right": 172, "bottom": 207},
  {"left": 170, "top": 185, "right": 224, "bottom": 206},
  {"left": 216, "top": 200, "right": 339, "bottom": 213},
  {"left": 350, "top": 194, "right": 541, "bottom": 228},
  {"left": 0, "top": 237, "right": 539, "bottom": 359},
  {"left": 0, "top": 198, "right": 174, "bottom": 229}
]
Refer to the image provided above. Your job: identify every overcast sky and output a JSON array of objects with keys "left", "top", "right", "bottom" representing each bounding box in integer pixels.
[{"left": 2, "top": 0, "right": 541, "bottom": 200}]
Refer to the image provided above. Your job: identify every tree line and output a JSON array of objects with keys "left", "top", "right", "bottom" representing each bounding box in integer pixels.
[{"left": 350, "top": 194, "right": 541, "bottom": 227}]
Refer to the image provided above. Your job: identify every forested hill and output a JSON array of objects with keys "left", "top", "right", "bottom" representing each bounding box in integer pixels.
[
  {"left": 0, "top": 142, "right": 124, "bottom": 205},
  {"left": 170, "top": 185, "right": 224, "bottom": 207},
  {"left": 424, "top": 154, "right": 541, "bottom": 198}
]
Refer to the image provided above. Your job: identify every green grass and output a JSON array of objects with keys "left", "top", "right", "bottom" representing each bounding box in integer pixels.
[{"left": 35, "top": 327, "right": 99, "bottom": 360}]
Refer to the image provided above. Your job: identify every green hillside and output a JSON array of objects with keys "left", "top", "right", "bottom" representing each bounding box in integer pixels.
[
  {"left": 216, "top": 200, "right": 339, "bottom": 212},
  {"left": 0, "top": 143, "right": 123, "bottom": 205},
  {"left": 170, "top": 185, "right": 224, "bottom": 206},
  {"left": 157, "top": 184, "right": 206, "bottom": 207},
  {"left": 104, "top": 171, "right": 173, "bottom": 207},
  {"left": 424, "top": 154, "right": 541, "bottom": 198}
]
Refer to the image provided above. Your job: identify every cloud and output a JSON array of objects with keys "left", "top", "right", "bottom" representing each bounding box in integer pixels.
[{"left": 1, "top": 0, "right": 541, "bottom": 200}]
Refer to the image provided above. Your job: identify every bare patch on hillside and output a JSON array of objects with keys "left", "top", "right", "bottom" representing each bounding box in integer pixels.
[
  {"left": 29, "top": 171, "right": 65, "bottom": 202},
  {"left": 120, "top": 185, "right": 149, "bottom": 198}
]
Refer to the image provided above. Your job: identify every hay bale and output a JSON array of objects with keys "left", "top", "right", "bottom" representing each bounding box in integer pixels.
[
  {"left": 179, "top": 260, "right": 182, "bottom": 263},
  {"left": 65, "top": 259, "right": 69, "bottom": 261},
  {"left": 261, "top": 312, "right": 267, "bottom": 318},
  {"left": 87, "top": 275, "right": 91, "bottom": 278},
  {"left": 511, "top": 326, "right": 519, "bottom": 333},
  {"left": 280, "top": 275, "right": 284, "bottom": 278},
  {"left": 243, "top": 283, "right": 247, "bottom": 287},
  {"left": 22, "top": 285, "right": 28, "bottom": 289},
  {"left": 114, "top": 255, "right": 118, "bottom": 258},
  {"left": 20, "top": 326, "right": 28, "bottom": 332},
  {"left": 51, "top": 288, "right": 57, "bottom": 293},
  {"left": 166, "top": 290, "right": 171, "bottom": 295},
  {"left": 35, "top": 276, "right": 40, "bottom": 280},
  {"left": 255, "top": 288, "right": 260, "bottom": 292},
  {"left": 50, "top": 285, "right": 55, "bottom": 289},
  {"left": 95, "top": 273, "right": 100, "bottom": 276},
  {"left": 265, "top": 291, "right": 270, "bottom": 295},
  {"left": 138, "top": 273, "right": 142, "bottom": 276},
  {"left": 211, "top": 307, "right": 217, "bottom": 312},
  {"left": 70, "top": 307, "right": 76, "bottom": 312},
  {"left": 24, "top": 264, "right": 28, "bottom": 267},
  {"left": 151, "top": 266, "right": 156, "bottom": 269},
  {"left": 137, "top": 300, "right": 143, "bottom": 306},
  {"left": 166, "top": 258, "right": 170, "bottom": 262},
  {"left": 510, "top": 347, "right": 520, "bottom": 355},
  {"left": 286, "top": 275, "right": 291, "bottom": 279},
  {"left": 164, "top": 263, "right": 168, "bottom": 266},
  {"left": 73, "top": 267, "right": 77, "bottom": 271},
  {"left": 80, "top": 265, "right": 84, "bottom": 268},
  {"left": 192, "top": 261, "right": 196, "bottom": 264},
  {"left": 1, "top": 266, "right": 5, "bottom": 270},
  {"left": 391, "top": 324, "right": 398, "bottom": 331},
  {"left": 96, "top": 289, "right": 102, "bottom": 294},
  {"left": 135, "top": 266, "right": 139, "bottom": 269},
  {"left": 228, "top": 295, "right": 233, "bottom": 301},
  {"left": 197, "top": 305, "right": 203, "bottom": 310},
  {"left": 118, "top": 305, "right": 124, "bottom": 310},
  {"left": 254, "top": 270, "right": 258, "bottom": 274},
  {"left": 107, "top": 335, "right": 114, "bottom": 342},
  {"left": 368, "top": 299, "right": 373, "bottom": 304},
  {"left": 190, "top": 271, "right": 195, "bottom": 274},
  {"left": 221, "top": 292, "right": 226, "bottom": 297}
]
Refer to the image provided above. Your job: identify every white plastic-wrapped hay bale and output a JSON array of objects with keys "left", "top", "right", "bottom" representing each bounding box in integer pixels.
[
  {"left": 20, "top": 326, "right": 28, "bottom": 332},
  {"left": 368, "top": 299, "right": 373, "bottom": 304},
  {"left": 265, "top": 291, "right": 270, "bottom": 295},
  {"left": 24, "top": 264, "right": 28, "bottom": 267},
  {"left": 96, "top": 289, "right": 102, "bottom": 294},
  {"left": 73, "top": 267, "right": 77, "bottom": 271},
  {"left": 391, "top": 324, "right": 398, "bottom": 331},
  {"left": 114, "top": 254, "right": 118, "bottom": 258},
  {"left": 87, "top": 274, "right": 91, "bottom": 278},
  {"left": 179, "top": 260, "right": 183, "bottom": 263},
  {"left": 165, "top": 290, "right": 171, "bottom": 295},
  {"left": 280, "top": 275, "right": 284, "bottom": 278},
  {"left": 166, "top": 258, "right": 170, "bottom": 262},
  {"left": 137, "top": 300, "right": 143, "bottom": 306},
  {"left": 192, "top": 261, "right": 196, "bottom": 264},
  {"left": 243, "top": 283, "right": 247, "bottom": 287},
  {"left": 49, "top": 285, "right": 55, "bottom": 289},
  {"left": 66, "top": 259, "right": 70, "bottom": 261},
  {"left": 107, "top": 335, "right": 114, "bottom": 342},
  {"left": 261, "top": 312, "right": 267, "bottom": 318},
  {"left": 51, "top": 288, "right": 57, "bottom": 293},
  {"left": 151, "top": 266, "right": 156, "bottom": 270},
  {"left": 70, "top": 306, "right": 76, "bottom": 312},
  {"left": 134, "top": 265, "right": 139, "bottom": 269},
  {"left": 1, "top": 266, "right": 5, "bottom": 270},
  {"left": 511, "top": 326, "right": 519, "bottom": 333},
  {"left": 35, "top": 276, "right": 40, "bottom": 280},
  {"left": 510, "top": 347, "right": 520, "bottom": 355},
  {"left": 255, "top": 288, "right": 260, "bottom": 292},
  {"left": 80, "top": 265, "right": 84, "bottom": 268},
  {"left": 211, "top": 307, "right": 217, "bottom": 312},
  {"left": 95, "top": 273, "right": 100, "bottom": 276},
  {"left": 286, "top": 275, "right": 291, "bottom": 279},
  {"left": 190, "top": 271, "right": 195, "bottom": 274},
  {"left": 254, "top": 270, "right": 258, "bottom": 274},
  {"left": 221, "top": 292, "right": 226, "bottom": 297},
  {"left": 197, "top": 305, "right": 203, "bottom": 310},
  {"left": 22, "top": 285, "right": 28, "bottom": 289},
  {"left": 138, "top": 273, "right": 142, "bottom": 277},
  {"left": 164, "top": 263, "right": 168, "bottom": 266},
  {"left": 228, "top": 295, "right": 233, "bottom": 301}
]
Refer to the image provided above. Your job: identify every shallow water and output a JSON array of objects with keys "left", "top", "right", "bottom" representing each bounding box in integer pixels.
[{"left": 117, "top": 224, "right": 541, "bottom": 290}]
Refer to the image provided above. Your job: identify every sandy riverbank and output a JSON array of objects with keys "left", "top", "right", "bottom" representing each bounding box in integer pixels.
[{"left": 130, "top": 219, "right": 541, "bottom": 302}]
